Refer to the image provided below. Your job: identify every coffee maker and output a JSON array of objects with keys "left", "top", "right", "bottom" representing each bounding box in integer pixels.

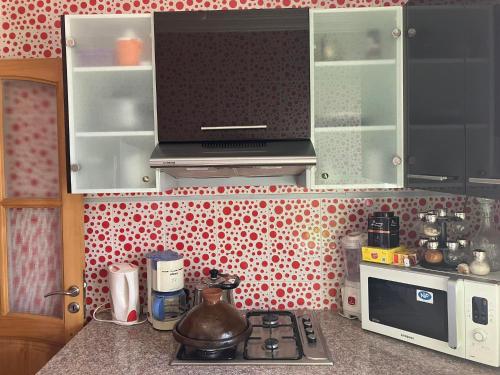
[{"left": 145, "top": 250, "right": 188, "bottom": 330}]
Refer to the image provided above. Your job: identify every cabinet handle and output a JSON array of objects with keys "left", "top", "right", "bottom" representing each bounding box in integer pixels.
[
  {"left": 392, "top": 28, "right": 402, "bottom": 39},
  {"left": 392, "top": 156, "right": 402, "bottom": 166},
  {"left": 447, "top": 279, "right": 459, "bottom": 350},
  {"left": 321, "top": 172, "right": 329, "bottom": 180},
  {"left": 66, "top": 38, "right": 76, "bottom": 47},
  {"left": 407, "top": 28, "right": 417, "bottom": 38},
  {"left": 142, "top": 176, "right": 151, "bottom": 183},
  {"left": 469, "top": 177, "right": 500, "bottom": 185},
  {"left": 70, "top": 163, "right": 81, "bottom": 172},
  {"left": 201, "top": 125, "right": 267, "bottom": 131},
  {"left": 408, "top": 174, "right": 456, "bottom": 182}
]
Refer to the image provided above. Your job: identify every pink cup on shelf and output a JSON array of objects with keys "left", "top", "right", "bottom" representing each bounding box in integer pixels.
[{"left": 115, "top": 38, "right": 143, "bottom": 66}]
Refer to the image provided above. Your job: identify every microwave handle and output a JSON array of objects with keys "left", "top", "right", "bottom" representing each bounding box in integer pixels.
[{"left": 447, "top": 278, "right": 458, "bottom": 349}]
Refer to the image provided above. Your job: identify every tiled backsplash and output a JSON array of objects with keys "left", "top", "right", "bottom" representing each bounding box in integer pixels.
[{"left": 84, "top": 193, "right": 474, "bottom": 317}]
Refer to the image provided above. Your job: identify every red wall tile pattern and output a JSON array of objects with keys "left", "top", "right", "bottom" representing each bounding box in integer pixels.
[{"left": 84, "top": 194, "right": 482, "bottom": 318}]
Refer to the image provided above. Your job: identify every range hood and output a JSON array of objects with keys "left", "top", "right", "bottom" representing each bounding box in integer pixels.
[
  {"left": 151, "top": 9, "right": 314, "bottom": 188},
  {"left": 150, "top": 140, "right": 316, "bottom": 187}
]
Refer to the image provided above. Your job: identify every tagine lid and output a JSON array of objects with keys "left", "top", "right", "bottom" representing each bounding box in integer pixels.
[{"left": 173, "top": 288, "right": 252, "bottom": 350}]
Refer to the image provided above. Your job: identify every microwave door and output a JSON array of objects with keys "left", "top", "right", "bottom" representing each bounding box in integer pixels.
[
  {"left": 367, "top": 277, "right": 449, "bottom": 341},
  {"left": 360, "top": 264, "right": 465, "bottom": 358}
]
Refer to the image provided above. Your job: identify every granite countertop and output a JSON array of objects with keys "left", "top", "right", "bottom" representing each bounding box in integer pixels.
[{"left": 38, "top": 311, "right": 498, "bottom": 375}]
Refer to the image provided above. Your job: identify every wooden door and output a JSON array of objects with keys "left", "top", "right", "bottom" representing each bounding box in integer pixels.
[{"left": 0, "top": 59, "right": 84, "bottom": 375}]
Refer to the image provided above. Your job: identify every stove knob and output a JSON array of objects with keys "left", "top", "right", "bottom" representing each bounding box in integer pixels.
[
  {"left": 307, "top": 334, "right": 317, "bottom": 343},
  {"left": 303, "top": 321, "right": 312, "bottom": 328},
  {"left": 305, "top": 327, "right": 314, "bottom": 335}
]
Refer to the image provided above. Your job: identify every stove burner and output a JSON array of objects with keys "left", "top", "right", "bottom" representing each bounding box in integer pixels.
[
  {"left": 264, "top": 338, "right": 279, "bottom": 351},
  {"left": 262, "top": 313, "right": 279, "bottom": 327}
]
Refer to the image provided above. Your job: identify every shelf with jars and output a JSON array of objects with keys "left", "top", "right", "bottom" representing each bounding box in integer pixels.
[{"left": 417, "top": 208, "right": 468, "bottom": 271}]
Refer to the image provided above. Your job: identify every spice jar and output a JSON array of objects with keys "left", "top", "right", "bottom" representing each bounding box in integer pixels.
[
  {"left": 423, "top": 213, "right": 441, "bottom": 237},
  {"left": 470, "top": 250, "right": 491, "bottom": 276}
]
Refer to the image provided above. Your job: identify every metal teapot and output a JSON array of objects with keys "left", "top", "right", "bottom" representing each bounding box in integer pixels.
[{"left": 192, "top": 269, "right": 240, "bottom": 306}]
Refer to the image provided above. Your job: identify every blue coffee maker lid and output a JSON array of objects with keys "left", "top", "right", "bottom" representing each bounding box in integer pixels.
[{"left": 145, "top": 250, "right": 183, "bottom": 270}]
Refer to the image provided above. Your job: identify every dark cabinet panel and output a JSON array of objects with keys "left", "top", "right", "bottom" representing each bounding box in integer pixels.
[
  {"left": 406, "top": 0, "right": 500, "bottom": 199},
  {"left": 466, "top": 4, "right": 500, "bottom": 199},
  {"left": 154, "top": 9, "right": 310, "bottom": 142},
  {"left": 405, "top": 1, "right": 466, "bottom": 194}
]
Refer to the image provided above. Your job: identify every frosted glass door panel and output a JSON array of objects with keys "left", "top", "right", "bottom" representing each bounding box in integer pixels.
[
  {"left": 66, "top": 16, "right": 152, "bottom": 68},
  {"left": 72, "top": 70, "right": 154, "bottom": 133},
  {"left": 65, "top": 14, "right": 157, "bottom": 193},
  {"left": 7, "top": 208, "right": 63, "bottom": 318},
  {"left": 315, "top": 129, "right": 397, "bottom": 187},
  {"left": 73, "top": 136, "right": 156, "bottom": 191},
  {"left": 314, "top": 64, "right": 396, "bottom": 128},
  {"left": 313, "top": 9, "right": 399, "bottom": 61},
  {"left": 310, "top": 8, "right": 403, "bottom": 188},
  {"left": 2, "top": 80, "right": 60, "bottom": 198}
]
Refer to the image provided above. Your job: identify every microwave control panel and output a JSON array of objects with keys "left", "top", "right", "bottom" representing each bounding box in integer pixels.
[
  {"left": 464, "top": 280, "right": 500, "bottom": 367},
  {"left": 472, "top": 297, "right": 488, "bottom": 325}
]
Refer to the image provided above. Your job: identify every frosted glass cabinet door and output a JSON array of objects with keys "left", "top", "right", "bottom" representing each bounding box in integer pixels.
[
  {"left": 64, "top": 14, "right": 157, "bottom": 193},
  {"left": 309, "top": 8, "right": 404, "bottom": 189}
]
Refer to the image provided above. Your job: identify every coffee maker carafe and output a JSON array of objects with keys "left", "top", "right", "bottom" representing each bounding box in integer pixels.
[{"left": 145, "top": 250, "right": 188, "bottom": 330}]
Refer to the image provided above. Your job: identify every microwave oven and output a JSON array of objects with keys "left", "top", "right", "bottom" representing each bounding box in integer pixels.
[{"left": 360, "top": 262, "right": 500, "bottom": 367}]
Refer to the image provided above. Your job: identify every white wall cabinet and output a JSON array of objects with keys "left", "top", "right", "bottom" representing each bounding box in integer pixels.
[
  {"left": 63, "top": 9, "right": 404, "bottom": 193},
  {"left": 64, "top": 14, "right": 158, "bottom": 193},
  {"left": 308, "top": 7, "right": 404, "bottom": 189}
]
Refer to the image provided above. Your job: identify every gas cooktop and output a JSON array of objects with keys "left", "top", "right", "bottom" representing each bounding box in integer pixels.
[{"left": 170, "top": 310, "right": 333, "bottom": 366}]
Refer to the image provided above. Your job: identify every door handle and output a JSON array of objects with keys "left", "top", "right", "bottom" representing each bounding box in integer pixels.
[
  {"left": 469, "top": 177, "right": 500, "bottom": 185},
  {"left": 447, "top": 278, "right": 458, "bottom": 350},
  {"left": 201, "top": 125, "right": 267, "bottom": 131},
  {"left": 44, "top": 285, "right": 80, "bottom": 298},
  {"left": 408, "top": 174, "right": 457, "bottom": 182}
]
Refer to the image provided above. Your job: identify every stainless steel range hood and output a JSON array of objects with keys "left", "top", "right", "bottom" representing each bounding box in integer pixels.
[{"left": 150, "top": 140, "right": 316, "bottom": 187}]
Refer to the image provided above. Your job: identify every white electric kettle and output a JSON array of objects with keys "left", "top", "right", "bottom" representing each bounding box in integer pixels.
[{"left": 108, "top": 263, "right": 140, "bottom": 324}]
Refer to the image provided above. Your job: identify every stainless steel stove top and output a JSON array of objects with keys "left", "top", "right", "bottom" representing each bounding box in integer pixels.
[{"left": 170, "top": 310, "right": 333, "bottom": 366}]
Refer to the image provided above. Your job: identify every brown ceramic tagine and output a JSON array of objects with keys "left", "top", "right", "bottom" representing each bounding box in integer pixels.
[{"left": 173, "top": 288, "right": 252, "bottom": 351}]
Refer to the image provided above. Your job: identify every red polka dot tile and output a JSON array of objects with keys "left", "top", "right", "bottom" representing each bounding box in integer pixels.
[
  {"left": 269, "top": 199, "right": 322, "bottom": 282},
  {"left": 217, "top": 200, "right": 270, "bottom": 283},
  {"left": 269, "top": 282, "right": 323, "bottom": 310},
  {"left": 83, "top": 202, "right": 115, "bottom": 311},
  {"left": 162, "top": 200, "right": 218, "bottom": 283},
  {"left": 233, "top": 281, "right": 270, "bottom": 310}
]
